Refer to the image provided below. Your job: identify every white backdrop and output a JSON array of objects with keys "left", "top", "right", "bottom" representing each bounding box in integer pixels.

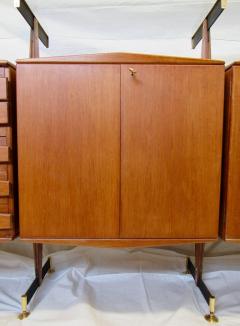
[
  {"left": 1, "top": 2, "right": 240, "bottom": 324},
  {"left": 0, "top": 0, "right": 240, "bottom": 64}
]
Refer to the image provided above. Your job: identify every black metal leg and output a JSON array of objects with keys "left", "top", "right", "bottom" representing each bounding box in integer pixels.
[
  {"left": 187, "top": 258, "right": 218, "bottom": 323},
  {"left": 18, "top": 256, "right": 52, "bottom": 319},
  {"left": 33, "top": 243, "right": 43, "bottom": 284}
]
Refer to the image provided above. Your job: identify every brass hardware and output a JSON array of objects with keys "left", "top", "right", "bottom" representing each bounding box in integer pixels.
[
  {"left": 221, "top": 0, "right": 227, "bottom": 9},
  {"left": 204, "top": 297, "right": 219, "bottom": 323},
  {"left": 128, "top": 67, "right": 137, "bottom": 76},
  {"left": 18, "top": 295, "right": 30, "bottom": 320}
]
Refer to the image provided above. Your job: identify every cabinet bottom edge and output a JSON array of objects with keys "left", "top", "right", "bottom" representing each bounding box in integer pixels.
[{"left": 19, "top": 237, "right": 218, "bottom": 247}]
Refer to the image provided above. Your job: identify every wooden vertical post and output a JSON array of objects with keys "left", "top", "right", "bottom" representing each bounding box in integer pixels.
[
  {"left": 30, "top": 17, "right": 39, "bottom": 58},
  {"left": 194, "top": 16, "right": 212, "bottom": 286},
  {"left": 33, "top": 243, "right": 43, "bottom": 284},
  {"left": 194, "top": 18, "right": 211, "bottom": 285},
  {"left": 30, "top": 17, "right": 41, "bottom": 284},
  {"left": 195, "top": 243, "right": 204, "bottom": 285},
  {"left": 201, "top": 19, "right": 211, "bottom": 59}
]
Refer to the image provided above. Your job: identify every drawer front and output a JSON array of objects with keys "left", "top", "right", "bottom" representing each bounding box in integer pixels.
[
  {"left": 0, "top": 181, "right": 11, "bottom": 197},
  {"left": 0, "top": 78, "right": 8, "bottom": 100},
  {"left": 0, "top": 165, "right": 8, "bottom": 181},
  {"left": 0, "top": 103, "right": 9, "bottom": 124},
  {"left": 0, "top": 146, "right": 11, "bottom": 162},
  {"left": 0, "top": 65, "right": 16, "bottom": 239},
  {"left": 0, "top": 213, "right": 12, "bottom": 229},
  {"left": 0, "top": 68, "right": 4, "bottom": 78},
  {"left": 0, "top": 198, "right": 9, "bottom": 213}
]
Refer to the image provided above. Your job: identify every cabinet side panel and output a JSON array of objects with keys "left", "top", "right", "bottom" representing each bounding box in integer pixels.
[
  {"left": 223, "top": 67, "right": 240, "bottom": 239},
  {"left": 219, "top": 68, "right": 233, "bottom": 239},
  {"left": 121, "top": 64, "right": 224, "bottom": 239},
  {"left": 17, "top": 64, "right": 120, "bottom": 239}
]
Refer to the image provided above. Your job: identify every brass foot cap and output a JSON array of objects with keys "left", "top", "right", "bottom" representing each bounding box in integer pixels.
[
  {"left": 204, "top": 313, "right": 219, "bottom": 323},
  {"left": 48, "top": 268, "right": 55, "bottom": 274},
  {"left": 18, "top": 311, "right": 30, "bottom": 320}
]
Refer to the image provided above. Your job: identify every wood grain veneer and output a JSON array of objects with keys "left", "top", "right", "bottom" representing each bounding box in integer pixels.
[
  {"left": 17, "top": 53, "right": 224, "bottom": 246},
  {"left": 17, "top": 52, "right": 223, "bottom": 65},
  {"left": 0, "top": 181, "right": 11, "bottom": 197},
  {"left": 0, "top": 63, "right": 18, "bottom": 241},
  {"left": 18, "top": 64, "right": 120, "bottom": 239},
  {"left": 0, "top": 102, "right": 9, "bottom": 124},
  {"left": 220, "top": 65, "right": 240, "bottom": 241},
  {"left": 0, "top": 214, "right": 12, "bottom": 229},
  {"left": 21, "top": 237, "right": 216, "bottom": 247},
  {"left": 121, "top": 64, "right": 224, "bottom": 239},
  {"left": 0, "top": 146, "right": 10, "bottom": 162},
  {"left": 0, "top": 78, "right": 7, "bottom": 100}
]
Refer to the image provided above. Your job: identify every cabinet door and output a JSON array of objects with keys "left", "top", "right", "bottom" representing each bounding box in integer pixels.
[
  {"left": 121, "top": 64, "right": 224, "bottom": 239},
  {"left": 17, "top": 64, "right": 120, "bottom": 239},
  {"left": 222, "top": 67, "right": 240, "bottom": 239}
]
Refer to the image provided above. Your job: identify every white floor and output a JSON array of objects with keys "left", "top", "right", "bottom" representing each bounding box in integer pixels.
[{"left": 0, "top": 247, "right": 240, "bottom": 325}]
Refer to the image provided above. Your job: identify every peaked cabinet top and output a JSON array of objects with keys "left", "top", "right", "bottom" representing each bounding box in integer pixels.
[
  {"left": 0, "top": 60, "right": 15, "bottom": 69},
  {"left": 16, "top": 52, "right": 224, "bottom": 65},
  {"left": 226, "top": 61, "right": 240, "bottom": 70}
]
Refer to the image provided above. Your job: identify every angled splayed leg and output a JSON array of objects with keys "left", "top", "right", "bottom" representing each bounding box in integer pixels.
[
  {"left": 195, "top": 243, "right": 204, "bottom": 285},
  {"left": 33, "top": 243, "right": 43, "bottom": 284},
  {"left": 18, "top": 244, "right": 53, "bottom": 319},
  {"left": 187, "top": 244, "right": 218, "bottom": 323}
]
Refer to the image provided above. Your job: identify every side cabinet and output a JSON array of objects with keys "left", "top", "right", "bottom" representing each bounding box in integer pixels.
[
  {"left": 0, "top": 61, "right": 18, "bottom": 241},
  {"left": 17, "top": 53, "right": 224, "bottom": 246},
  {"left": 220, "top": 63, "right": 240, "bottom": 241}
]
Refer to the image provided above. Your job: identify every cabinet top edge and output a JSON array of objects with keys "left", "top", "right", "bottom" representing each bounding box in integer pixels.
[
  {"left": 0, "top": 60, "right": 16, "bottom": 69},
  {"left": 16, "top": 52, "right": 224, "bottom": 65},
  {"left": 226, "top": 61, "right": 240, "bottom": 71}
]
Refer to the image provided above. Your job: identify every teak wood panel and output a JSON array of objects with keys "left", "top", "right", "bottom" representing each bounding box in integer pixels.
[
  {"left": 120, "top": 64, "right": 224, "bottom": 239},
  {"left": 0, "top": 181, "right": 11, "bottom": 197},
  {"left": 23, "top": 237, "right": 215, "bottom": 247},
  {"left": 0, "top": 146, "right": 10, "bottom": 162},
  {"left": 0, "top": 65, "right": 17, "bottom": 240},
  {"left": 0, "top": 78, "right": 7, "bottom": 100},
  {"left": 220, "top": 67, "right": 240, "bottom": 240},
  {"left": 17, "top": 64, "right": 120, "bottom": 239},
  {"left": 0, "top": 214, "right": 12, "bottom": 229},
  {"left": 17, "top": 52, "right": 223, "bottom": 65},
  {"left": 0, "top": 102, "right": 9, "bottom": 124}
]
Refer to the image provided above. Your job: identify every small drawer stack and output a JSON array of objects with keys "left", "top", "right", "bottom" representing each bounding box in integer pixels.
[{"left": 0, "top": 61, "right": 18, "bottom": 240}]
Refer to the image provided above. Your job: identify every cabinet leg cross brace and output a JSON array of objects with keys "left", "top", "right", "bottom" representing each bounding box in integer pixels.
[
  {"left": 187, "top": 258, "right": 218, "bottom": 323},
  {"left": 18, "top": 257, "right": 51, "bottom": 320}
]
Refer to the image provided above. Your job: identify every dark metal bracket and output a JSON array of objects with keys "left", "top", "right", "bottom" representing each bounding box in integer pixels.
[
  {"left": 18, "top": 257, "right": 54, "bottom": 320},
  {"left": 187, "top": 258, "right": 218, "bottom": 323},
  {"left": 192, "top": 0, "right": 227, "bottom": 50},
  {"left": 14, "top": 0, "right": 49, "bottom": 48}
]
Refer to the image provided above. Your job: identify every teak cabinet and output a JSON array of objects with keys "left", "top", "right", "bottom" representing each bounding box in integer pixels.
[
  {"left": 0, "top": 61, "right": 18, "bottom": 241},
  {"left": 220, "top": 62, "right": 240, "bottom": 241},
  {"left": 16, "top": 53, "right": 225, "bottom": 247}
]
